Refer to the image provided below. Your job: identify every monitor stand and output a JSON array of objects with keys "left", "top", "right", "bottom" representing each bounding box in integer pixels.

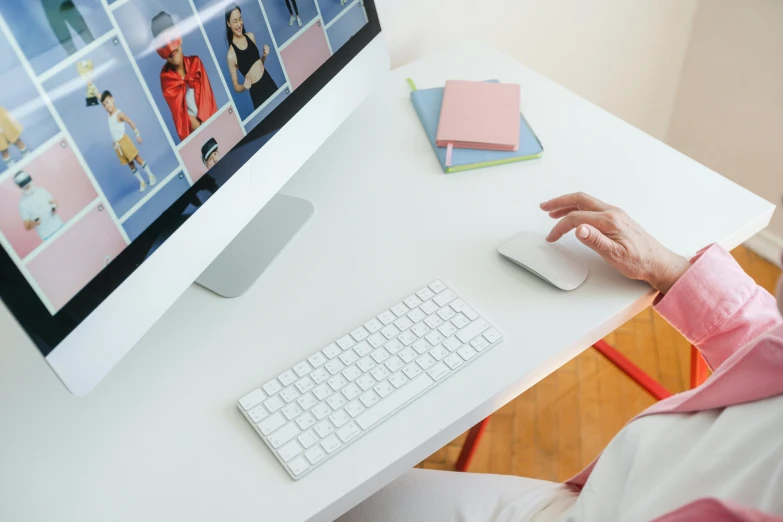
[{"left": 195, "top": 194, "right": 314, "bottom": 298}]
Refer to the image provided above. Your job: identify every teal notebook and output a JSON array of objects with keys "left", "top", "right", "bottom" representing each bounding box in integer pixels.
[{"left": 409, "top": 79, "right": 544, "bottom": 173}]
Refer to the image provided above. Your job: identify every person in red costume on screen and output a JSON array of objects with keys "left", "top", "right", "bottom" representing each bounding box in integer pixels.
[{"left": 151, "top": 11, "right": 217, "bottom": 141}]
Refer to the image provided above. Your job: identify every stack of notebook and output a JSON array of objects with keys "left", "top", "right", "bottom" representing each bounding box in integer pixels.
[{"left": 409, "top": 78, "right": 543, "bottom": 174}]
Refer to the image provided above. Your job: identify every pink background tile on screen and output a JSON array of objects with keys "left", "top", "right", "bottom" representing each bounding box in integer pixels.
[
  {"left": 280, "top": 23, "right": 331, "bottom": 90},
  {"left": 27, "top": 206, "right": 127, "bottom": 311},
  {"left": 0, "top": 140, "right": 98, "bottom": 259},
  {"left": 180, "top": 107, "right": 246, "bottom": 183}
]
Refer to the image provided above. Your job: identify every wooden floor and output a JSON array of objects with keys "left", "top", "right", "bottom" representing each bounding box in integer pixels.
[{"left": 417, "top": 246, "right": 780, "bottom": 481}]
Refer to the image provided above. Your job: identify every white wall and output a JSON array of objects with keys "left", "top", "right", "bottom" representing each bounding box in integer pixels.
[
  {"left": 375, "top": 0, "right": 698, "bottom": 141},
  {"left": 666, "top": 0, "right": 783, "bottom": 259}
]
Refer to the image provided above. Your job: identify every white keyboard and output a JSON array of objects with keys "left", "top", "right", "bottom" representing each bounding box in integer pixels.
[{"left": 236, "top": 280, "right": 504, "bottom": 479}]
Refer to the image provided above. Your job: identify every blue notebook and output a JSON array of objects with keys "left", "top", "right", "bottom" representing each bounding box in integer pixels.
[{"left": 409, "top": 79, "right": 543, "bottom": 173}]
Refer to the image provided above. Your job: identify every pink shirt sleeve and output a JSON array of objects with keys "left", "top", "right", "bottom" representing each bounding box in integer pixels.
[{"left": 653, "top": 244, "right": 782, "bottom": 370}]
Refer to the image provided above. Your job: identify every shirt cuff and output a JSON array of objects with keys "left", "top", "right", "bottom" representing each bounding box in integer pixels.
[{"left": 653, "top": 244, "right": 756, "bottom": 345}]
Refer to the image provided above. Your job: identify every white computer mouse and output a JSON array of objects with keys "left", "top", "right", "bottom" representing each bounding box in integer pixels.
[{"left": 498, "top": 232, "right": 588, "bottom": 290}]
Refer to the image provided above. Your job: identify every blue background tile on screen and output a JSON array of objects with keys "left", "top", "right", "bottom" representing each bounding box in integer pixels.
[
  {"left": 113, "top": 0, "right": 229, "bottom": 144},
  {"left": 0, "top": 30, "right": 61, "bottom": 174},
  {"left": 242, "top": 88, "right": 288, "bottom": 131},
  {"left": 122, "top": 171, "right": 190, "bottom": 240},
  {"left": 0, "top": 0, "right": 112, "bottom": 75},
  {"left": 325, "top": 2, "right": 367, "bottom": 53},
  {"left": 42, "top": 38, "right": 180, "bottom": 218},
  {"left": 257, "top": 0, "right": 318, "bottom": 48},
  {"left": 193, "top": 0, "right": 287, "bottom": 122},
  {"left": 317, "top": 0, "right": 353, "bottom": 26}
]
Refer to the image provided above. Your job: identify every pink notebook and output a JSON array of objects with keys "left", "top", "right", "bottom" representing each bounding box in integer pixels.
[{"left": 436, "top": 80, "right": 521, "bottom": 154}]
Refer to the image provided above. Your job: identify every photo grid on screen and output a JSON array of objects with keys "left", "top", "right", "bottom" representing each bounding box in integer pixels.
[{"left": 0, "top": 0, "right": 368, "bottom": 315}]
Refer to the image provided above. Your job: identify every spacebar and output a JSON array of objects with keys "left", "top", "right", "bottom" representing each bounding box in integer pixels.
[{"left": 356, "top": 374, "right": 435, "bottom": 430}]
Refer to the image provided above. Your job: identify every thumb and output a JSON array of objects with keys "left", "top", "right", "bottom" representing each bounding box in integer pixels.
[{"left": 576, "top": 224, "right": 614, "bottom": 256}]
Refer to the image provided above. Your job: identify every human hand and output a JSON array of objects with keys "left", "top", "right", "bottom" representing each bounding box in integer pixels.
[
  {"left": 263, "top": 45, "right": 270, "bottom": 57},
  {"left": 540, "top": 192, "right": 691, "bottom": 294},
  {"left": 244, "top": 77, "right": 252, "bottom": 90},
  {"left": 136, "top": 135, "right": 143, "bottom": 144}
]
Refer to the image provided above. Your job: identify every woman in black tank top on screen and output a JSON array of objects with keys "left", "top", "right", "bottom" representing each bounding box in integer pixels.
[{"left": 225, "top": 3, "right": 279, "bottom": 110}]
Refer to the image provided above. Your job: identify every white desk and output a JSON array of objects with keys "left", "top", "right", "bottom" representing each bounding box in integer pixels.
[{"left": 0, "top": 43, "right": 774, "bottom": 522}]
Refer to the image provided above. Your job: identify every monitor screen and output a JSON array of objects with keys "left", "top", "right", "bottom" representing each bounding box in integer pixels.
[{"left": 0, "top": 0, "right": 380, "bottom": 355}]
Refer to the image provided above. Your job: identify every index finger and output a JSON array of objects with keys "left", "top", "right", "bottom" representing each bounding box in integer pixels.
[{"left": 540, "top": 192, "right": 610, "bottom": 212}]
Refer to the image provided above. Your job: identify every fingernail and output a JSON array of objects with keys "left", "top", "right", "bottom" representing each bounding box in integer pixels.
[
  {"left": 539, "top": 201, "right": 547, "bottom": 209},
  {"left": 578, "top": 226, "right": 589, "bottom": 239}
]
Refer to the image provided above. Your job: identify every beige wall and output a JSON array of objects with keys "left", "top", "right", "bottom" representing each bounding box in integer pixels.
[
  {"left": 376, "top": 0, "right": 698, "bottom": 141},
  {"left": 666, "top": 0, "right": 783, "bottom": 244}
]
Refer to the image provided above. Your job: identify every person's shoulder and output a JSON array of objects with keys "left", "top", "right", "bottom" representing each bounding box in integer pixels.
[{"left": 247, "top": 32, "right": 256, "bottom": 42}]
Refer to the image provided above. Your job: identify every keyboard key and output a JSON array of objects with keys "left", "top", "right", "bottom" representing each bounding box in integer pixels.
[
  {"left": 344, "top": 400, "right": 365, "bottom": 418},
  {"left": 451, "top": 313, "right": 470, "bottom": 329},
  {"left": 342, "top": 383, "right": 362, "bottom": 401},
  {"left": 322, "top": 344, "right": 341, "bottom": 359},
  {"left": 327, "top": 375, "right": 348, "bottom": 391},
  {"left": 353, "top": 341, "right": 372, "bottom": 357},
  {"left": 443, "top": 336, "right": 462, "bottom": 352},
  {"left": 403, "top": 363, "right": 423, "bottom": 378},
  {"left": 429, "top": 345, "right": 448, "bottom": 361},
  {"left": 412, "top": 339, "right": 431, "bottom": 355},
  {"left": 310, "top": 367, "right": 329, "bottom": 384},
  {"left": 258, "top": 412, "right": 286, "bottom": 435},
  {"left": 437, "top": 307, "right": 456, "bottom": 321},
  {"left": 371, "top": 347, "right": 390, "bottom": 364},
  {"left": 264, "top": 396, "right": 284, "bottom": 413},
  {"left": 384, "top": 339, "right": 403, "bottom": 354},
  {"left": 312, "top": 384, "right": 331, "bottom": 401},
  {"left": 278, "top": 370, "right": 297, "bottom": 387},
  {"left": 298, "top": 430, "right": 319, "bottom": 449},
  {"left": 340, "top": 350, "right": 359, "bottom": 366},
  {"left": 314, "top": 420, "right": 335, "bottom": 438},
  {"left": 337, "top": 335, "right": 355, "bottom": 350},
  {"left": 384, "top": 355, "right": 404, "bottom": 372},
  {"left": 360, "top": 391, "right": 380, "bottom": 408},
  {"left": 342, "top": 365, "right": 362, "bottom": 382},
  {"left": 381, "top": 325, "right": 400, "bottom": 340},
  {"left": 457, "top": 320, "right": 489, "bottom": 343},
  {"left": 457, "top": 345, "right": 478, "bottom": 361},
  {"left": 280, "top": 386, "right": 300, "bottom": 403},
  {"left": 420, "top": 300, "right": 438, "bottom": 315},
  {"left": 388, "top": 372, "right": 408, "bottom": 388},
  {"left": 404, "top": 295, "right": 422, "bottom": 309},
  {"left": 297, "top": 393, "right": 317, "bottom": 410},
  {"left": 410, "top": 322, "right": 430, "bottom": 337},
  {"left": 356, "top": 356, "right": 376, "bottom": 373},
  {"left": 399, "top": 347, "right": 417, "bottom": 363},
  {"left": 308, "top": 352, "right": 327, "bottom": 368},
  {"left": 398, "top": 331, "right": 417, "bottom": 346},
  {"left": 424, "top": 315, "right": 443, "bottom": 329},
  {"left": 356, "top": 374, "right": 376, "bottom": 391},
  {"left": 239, "top": 389, "right": 266, "bottom": 410},
  {"left": 268, "top": 422, "right": 300, "bottom": 448},
  {"left": 427, "top": 362, "right": 450, "bottom": 381},
  {"left": 394, "top": 316, "right": 413, "bottom": 331},
  {"left": 367, "top": 333, "right": 386, "bottom": 348},
  {"left": 278, "top": 440, "right": 303, "bottom": 462},
  {"left": 356, "top": 374, "right": 434, "bottom": 430},
  {"left": 371, "top": 364, "right": 390, "bottom": 381},
  {"left": 295, "top": 376, "right": 315, "bottom": 394},
  {"left": 282, "top": 403, "right": 302, "bottom": 420},
  {"left": 425, "top": 331, "right": 445, "bottom": 346},
  {"left": 484, "top": 329, "right": 502, "bottom": 343},
  {"left": 327, "top": 394, "right": 346, "bottom": 410},
  {"left": 329, "top": 410, "right": 350, "bottom": 428},
  {"left": 391, "top": 302, "right": 409, "bottom": 317},
  {"left": 320, "top": 435, "right": 341, "bottom": 454},
  {"left": 416, "top": 354, "right": 436, "bottom": 370},
  {"left": 444, "top": 353, "right": 464, "bottom": 370},
  {"left": 364, "top": 318, "right": 383, "bottom": 333},
  {"left": 462, "top": 306, "right": 479, "bottom": 321},
  {"left": 288, "top": 456, "right": 310, "bottom": 476},
  {"left": 450, "top": 299, "right": 466, "bottom": 313},
  {"left": 438, "top": 323, "right": 457, "bottom": 338},
  {"left": 374, "top": 380, "right": 394, "bottom": 398},
  {"left": 433, "top": 290, "right": 456, "bottom": 307},
  {"left": 293, "top": 361, "right": 312, "bottom": 377},
  {"left": 337, "top": 422, "right": 361, "bottom": 443},
  {"left": 311, "top": 402, "right": 331, "bottom": 420},
  {"left": 325, "top": 359, "right": 345, "bottom": 375},
  {"left": 471, "top": 337, "right": 490, "bottom": 352},
  {"left": 407, "top": 308, "right": 426, "bottom": 323},
  {"left": 377, "top": 310, "right": 396, "bottom": 325},
  {"left": 351, "top": 326, "right": 369, "bottom": 342},
  {"left": 295, "top": 413, "right": 316, "bottom": 430},
  {"left": 248, "top": 404, "right": 269, "bottom": 423},
  {"left": 429, "top": 280, "right": 447, "bottom": 293},
  {"left": 263, "top": 379, "right": 283, "bottom": 396},
  {"left": 416, "top": 287, "right": 434, "bottom": 301},
  {"left": 305, "top": 445, "right": 326, "bottom": 465}
]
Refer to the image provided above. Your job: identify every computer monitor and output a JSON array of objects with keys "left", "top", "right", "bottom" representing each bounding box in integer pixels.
[{"left": 0, "top": 0, "right": 388, "bottom": 395}]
